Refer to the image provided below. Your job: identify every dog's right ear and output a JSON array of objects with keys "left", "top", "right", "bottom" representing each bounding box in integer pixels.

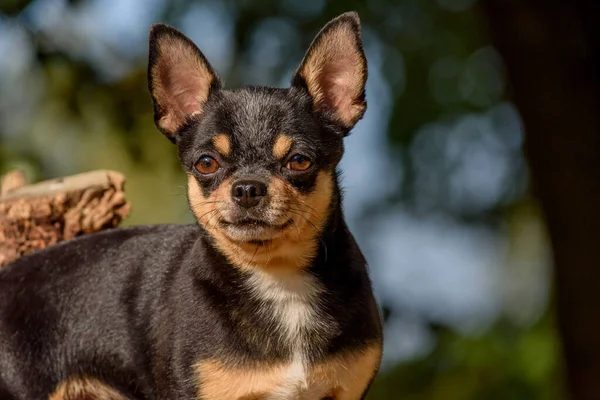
[{"left": 148, "top": 24, "right": 222, "bottom": 142}]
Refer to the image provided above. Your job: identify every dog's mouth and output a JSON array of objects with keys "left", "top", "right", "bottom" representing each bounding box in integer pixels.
[{"left": 219, "top": 218, "right": 294, "bottom": 242}]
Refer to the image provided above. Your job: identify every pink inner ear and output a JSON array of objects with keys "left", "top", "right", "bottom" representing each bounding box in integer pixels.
[
  {"left": 167, "top": 70, "right": 207, "bottom": 116},
  {"left": 152, "top": 38, "right": 214, "bottom": 135},
  {"left": 320, "top": 60, "right": 356, "bottom": 120},
  {"left": 315, "top": 53, "right": 364, "bottom": 126},
  {"left": 299, "top": 24, "right": 366, "bottom": 128}
]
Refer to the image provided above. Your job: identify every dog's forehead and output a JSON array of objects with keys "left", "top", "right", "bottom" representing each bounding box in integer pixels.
[{"left": 217, "top": 89, "right": 298, "bottom": 144}]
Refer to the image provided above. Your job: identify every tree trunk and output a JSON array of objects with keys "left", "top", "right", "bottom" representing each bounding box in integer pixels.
[
  {"left": 0, "top": 169, "right": 130, "bottom": 267},
  {"left": 481, "top": 0, "right": 600, "bottom": 398}
]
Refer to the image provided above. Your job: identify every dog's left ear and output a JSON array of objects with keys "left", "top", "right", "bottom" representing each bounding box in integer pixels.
[
  {"left": 148, "top": 24, "right": 222, "bottom": 142},
  {"left": 291, "top": 12, "right": 367, "bottom": 133}
]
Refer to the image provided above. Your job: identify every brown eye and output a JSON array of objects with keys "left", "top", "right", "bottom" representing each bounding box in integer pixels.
[
  {"left": 195, "top": 156, "right": 220, "bottom": 175},
  {"left": 286, "top": 154, "right": 312, "bottom": 171}
]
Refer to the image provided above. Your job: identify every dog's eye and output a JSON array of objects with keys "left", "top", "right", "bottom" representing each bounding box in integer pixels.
[
  {"left": 195, "top": 156, "right": 220, "bottom": 175},
  {"left": 286, "top": 154, "right": 312, "bottom": 171}
]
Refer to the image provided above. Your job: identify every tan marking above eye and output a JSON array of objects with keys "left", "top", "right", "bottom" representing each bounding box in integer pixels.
[
  {"left": 212, "top": 134, "right": 231, "bottom": 156},
  {"left": 273, "top": 135, "right": 293, "bottom": 160}
]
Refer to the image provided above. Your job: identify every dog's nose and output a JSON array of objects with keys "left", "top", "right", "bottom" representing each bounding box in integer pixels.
[{"left": 231, "top": 180, "right": 267, "bottom": 208}]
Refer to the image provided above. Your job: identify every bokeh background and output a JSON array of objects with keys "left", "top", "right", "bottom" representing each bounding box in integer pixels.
[{"left": 0, "top": 0, "right": 569, "bottom": 398}]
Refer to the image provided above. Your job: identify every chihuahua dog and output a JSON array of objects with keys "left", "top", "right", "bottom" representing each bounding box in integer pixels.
[{"left": 0, "top": 11, "right": 382, "bottom": 400}]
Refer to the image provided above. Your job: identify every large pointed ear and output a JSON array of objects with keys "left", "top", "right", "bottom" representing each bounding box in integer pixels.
[
  {"left": 148, "top": 24, "right": 222, "bottom": 142},
  {"left": 291, "top": 12, "right": 367, "bottom": 133}
]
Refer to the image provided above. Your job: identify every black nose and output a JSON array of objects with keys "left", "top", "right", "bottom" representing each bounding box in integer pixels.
[{"left": 231, "top": 180, "right": 267, "bottom": 208}]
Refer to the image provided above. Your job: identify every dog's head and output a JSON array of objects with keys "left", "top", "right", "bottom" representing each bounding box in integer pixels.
[{"left": 147, "top": 12, "right": 367, "bottom": 270}]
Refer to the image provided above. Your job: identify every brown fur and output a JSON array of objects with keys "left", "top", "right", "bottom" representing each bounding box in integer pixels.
[
  {"left": 150, "top": 35, "right": 215, "bottom": 136},
  {"left": 308, "top": 344, "right": 382, "bottom": 400},
  {"left": 187, "top": 171, "right": 333, "bottom": 271},
  {"left": 195, "top": 343, "right": 381, "bottom": 400},
  {"left": 196, "top": 361, "right": 284, "bottom": 399},
  {"left": 272, "top": 135, "right": 293, "bottom": 160},
  {"left": 298, "top": 23, "right": 366, "bottom": 128},
  {"left": 49, "top": 377, "right": 126, "bottom": 400},
  {"left": 212, "top": 134, "right": 231, "bottom": 157}
]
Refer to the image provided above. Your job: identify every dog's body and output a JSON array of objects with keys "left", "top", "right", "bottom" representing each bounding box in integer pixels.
[
  {"left": 0, "top": 12, "right": 383, "bottom": 400},
  {"left": 0, "top": 219, "right": 380, "bottom": 399}
]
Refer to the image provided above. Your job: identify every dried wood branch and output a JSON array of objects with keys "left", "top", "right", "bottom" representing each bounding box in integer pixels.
[{"left": 0, "top": 169, "right": 130, "bottom": 267}]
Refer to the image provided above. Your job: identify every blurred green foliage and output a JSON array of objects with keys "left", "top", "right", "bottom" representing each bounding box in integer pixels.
[{"left": 369, "top": 316, "right": 563, "bottom": 399}]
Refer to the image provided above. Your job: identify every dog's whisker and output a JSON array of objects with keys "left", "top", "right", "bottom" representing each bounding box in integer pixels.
[
  {"left": 267, "top": 206, "right": 315, "bottom": 221},
  {"left": 289, "top": 200, "right": 323, "bottom": 220},
  {"left": 245, "top": 244, "right": 260, "bottom": 269},
  {"left": 204, "top": 210, "right": 221, "bottom": 230},
  {"left": 263, "top": 240, "right": 274, "bottom": 269},
  {"left": 290, "top": 216, "right": 303, "bottom": 243},
  {"left": 189, "top": 200, "right": 226, "bottom": 208},
  {"left": 283, "top": 209, "right": 328, "bottom": 262},
  {"left": 197, "top": 208, "right": 218, "bottom": 222},
  {"left": 282, "top": 207, "right": 321, "bottom": 225}
]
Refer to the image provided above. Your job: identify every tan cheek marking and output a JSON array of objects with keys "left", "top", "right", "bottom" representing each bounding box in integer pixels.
[
  {"left": 270, "top": 170, "right": 333, "bottom": 237},
  {"left": 188, "top": 175, "right": 253, "bottom": 267},
  {"left": 280, "top": 170, "right": 333, "bottom": 251},
  {"left": 301, "top": 170, "right": 334, "bottom": 233},
  {"left": 272, "top": 135, "right": 294, "bottom": 160},
  {"left": 188, "top": 174, "right": 228, "bottom": 228},
  {"left": 212, "top": 134, "right": 231, "bottom": 157},
  {"left": 49, "top": 377, "right": 126, "bottom": 400},
  {"left": 196, "top": 361, "right": 285, "bottom": 400}
]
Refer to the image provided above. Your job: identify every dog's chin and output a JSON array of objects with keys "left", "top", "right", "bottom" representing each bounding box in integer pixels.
[{"left": 219, "top": 219, "right": 293, "bottom": 242}]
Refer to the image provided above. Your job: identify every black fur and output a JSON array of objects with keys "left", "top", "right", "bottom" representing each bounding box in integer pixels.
[{"left": 0, "top": 11, "right": 382, "bottom": 400}]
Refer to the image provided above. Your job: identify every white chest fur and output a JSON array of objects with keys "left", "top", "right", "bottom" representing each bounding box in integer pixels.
[
  {"left": 197, "top": 269, "right": 379, "bottom": 400},
  {"left": 246, "top": 269, "right": 333, "bottom": 399}
]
